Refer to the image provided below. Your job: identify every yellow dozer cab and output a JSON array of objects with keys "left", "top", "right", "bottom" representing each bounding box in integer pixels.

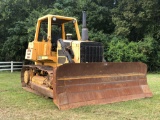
[{"left": 21, "top": 11, "right": 152, "bottom": 110}]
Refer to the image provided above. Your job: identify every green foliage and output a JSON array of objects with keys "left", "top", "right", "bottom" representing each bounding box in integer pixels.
[
  {"left": 106, "top": 35, "right": 155, "bottom": 63},
  {"left": 106, "top": 37, "right": 145, "bottom": 62},
  {"left": 112, "top": 0, "right": 160, "bottom": 41},
  {"left": 0, "top": 0, "right": 160, "bottom": 71},
  {"left": 142, "top": 35, "right": 160, "bottom": 71},
  {"left": 1, "top": 21, "right": 28, "bottom": 61}
]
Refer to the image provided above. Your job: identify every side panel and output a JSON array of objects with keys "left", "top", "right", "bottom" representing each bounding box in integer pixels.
[
  {"left": 72, "top": 41, "right": 80, "bottom": 63},
  {"left": 25, "top": 41, "right": 45, "bottom": 61}
]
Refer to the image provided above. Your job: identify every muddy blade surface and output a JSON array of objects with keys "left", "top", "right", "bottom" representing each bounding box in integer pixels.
[{"left": 53, "top": 62, "right": 152, "bottom": 110}]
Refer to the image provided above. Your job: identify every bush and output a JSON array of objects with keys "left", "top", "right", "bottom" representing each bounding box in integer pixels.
[
  {"left": 105, "top": 35, "right": 159, "bottom": 71},
  {"left": 105, "top": 36, "right": 146, "bottom": 62}
]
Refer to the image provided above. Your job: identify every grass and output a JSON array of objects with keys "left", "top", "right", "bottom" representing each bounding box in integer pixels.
[{"left": 0, "top": 71, "right": 160, "bottom": 120}]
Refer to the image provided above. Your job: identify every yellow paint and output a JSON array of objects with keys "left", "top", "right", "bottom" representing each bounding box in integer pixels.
[
  {"left": 32, "top": 76, "right": 46, "bottom": 85},
  {"left": 62, "top": 23, "right": 65, "bottom": 39},
  {"left": 74, "top": 20, "right": 81, "bottom": 40},
  {"left": 25, "top": 14, "right": 85, "bottom": 67},
  {"left": 72, "top": 41, "right": 81, "bottom": 63}
]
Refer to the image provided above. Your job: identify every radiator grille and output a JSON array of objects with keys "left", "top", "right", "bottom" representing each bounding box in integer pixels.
[{"left": 80, "top": 42, "right": 103, "bottom": 62}]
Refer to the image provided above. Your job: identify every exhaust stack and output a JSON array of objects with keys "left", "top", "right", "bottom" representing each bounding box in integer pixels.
[{"left": 82, "top": 11, "right": 88, "bottom": 41}]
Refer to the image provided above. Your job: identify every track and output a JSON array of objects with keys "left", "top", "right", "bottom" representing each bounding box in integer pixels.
[{"left": 21, "top": 65, "right": 54, "bottom": 98}]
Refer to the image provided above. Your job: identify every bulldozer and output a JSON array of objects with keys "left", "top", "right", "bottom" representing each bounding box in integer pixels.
[{"left": 21, "top": 11, "right": 152, "bottom": 110}]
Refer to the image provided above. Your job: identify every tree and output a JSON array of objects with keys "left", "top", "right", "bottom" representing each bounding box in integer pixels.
[
  {"left": 0, "top": 0, "right": 160, "bottom": 71},
  {"left": 111, "top": 0, "right": 160, "bottom": 42}
]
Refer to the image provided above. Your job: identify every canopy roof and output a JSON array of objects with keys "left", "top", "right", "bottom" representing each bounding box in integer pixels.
[{"left": 38, "top": 14, "right": 77, "bottom": 24}]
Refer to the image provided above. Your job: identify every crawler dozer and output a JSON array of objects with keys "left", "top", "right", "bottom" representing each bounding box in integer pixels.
[{"left": 21, "top": 11, "right": 152, "bottom": 110}]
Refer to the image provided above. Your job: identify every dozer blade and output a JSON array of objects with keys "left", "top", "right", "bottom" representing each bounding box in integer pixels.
[{"left": 52, "top": 62, "right": 152, "bottom": 110}]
